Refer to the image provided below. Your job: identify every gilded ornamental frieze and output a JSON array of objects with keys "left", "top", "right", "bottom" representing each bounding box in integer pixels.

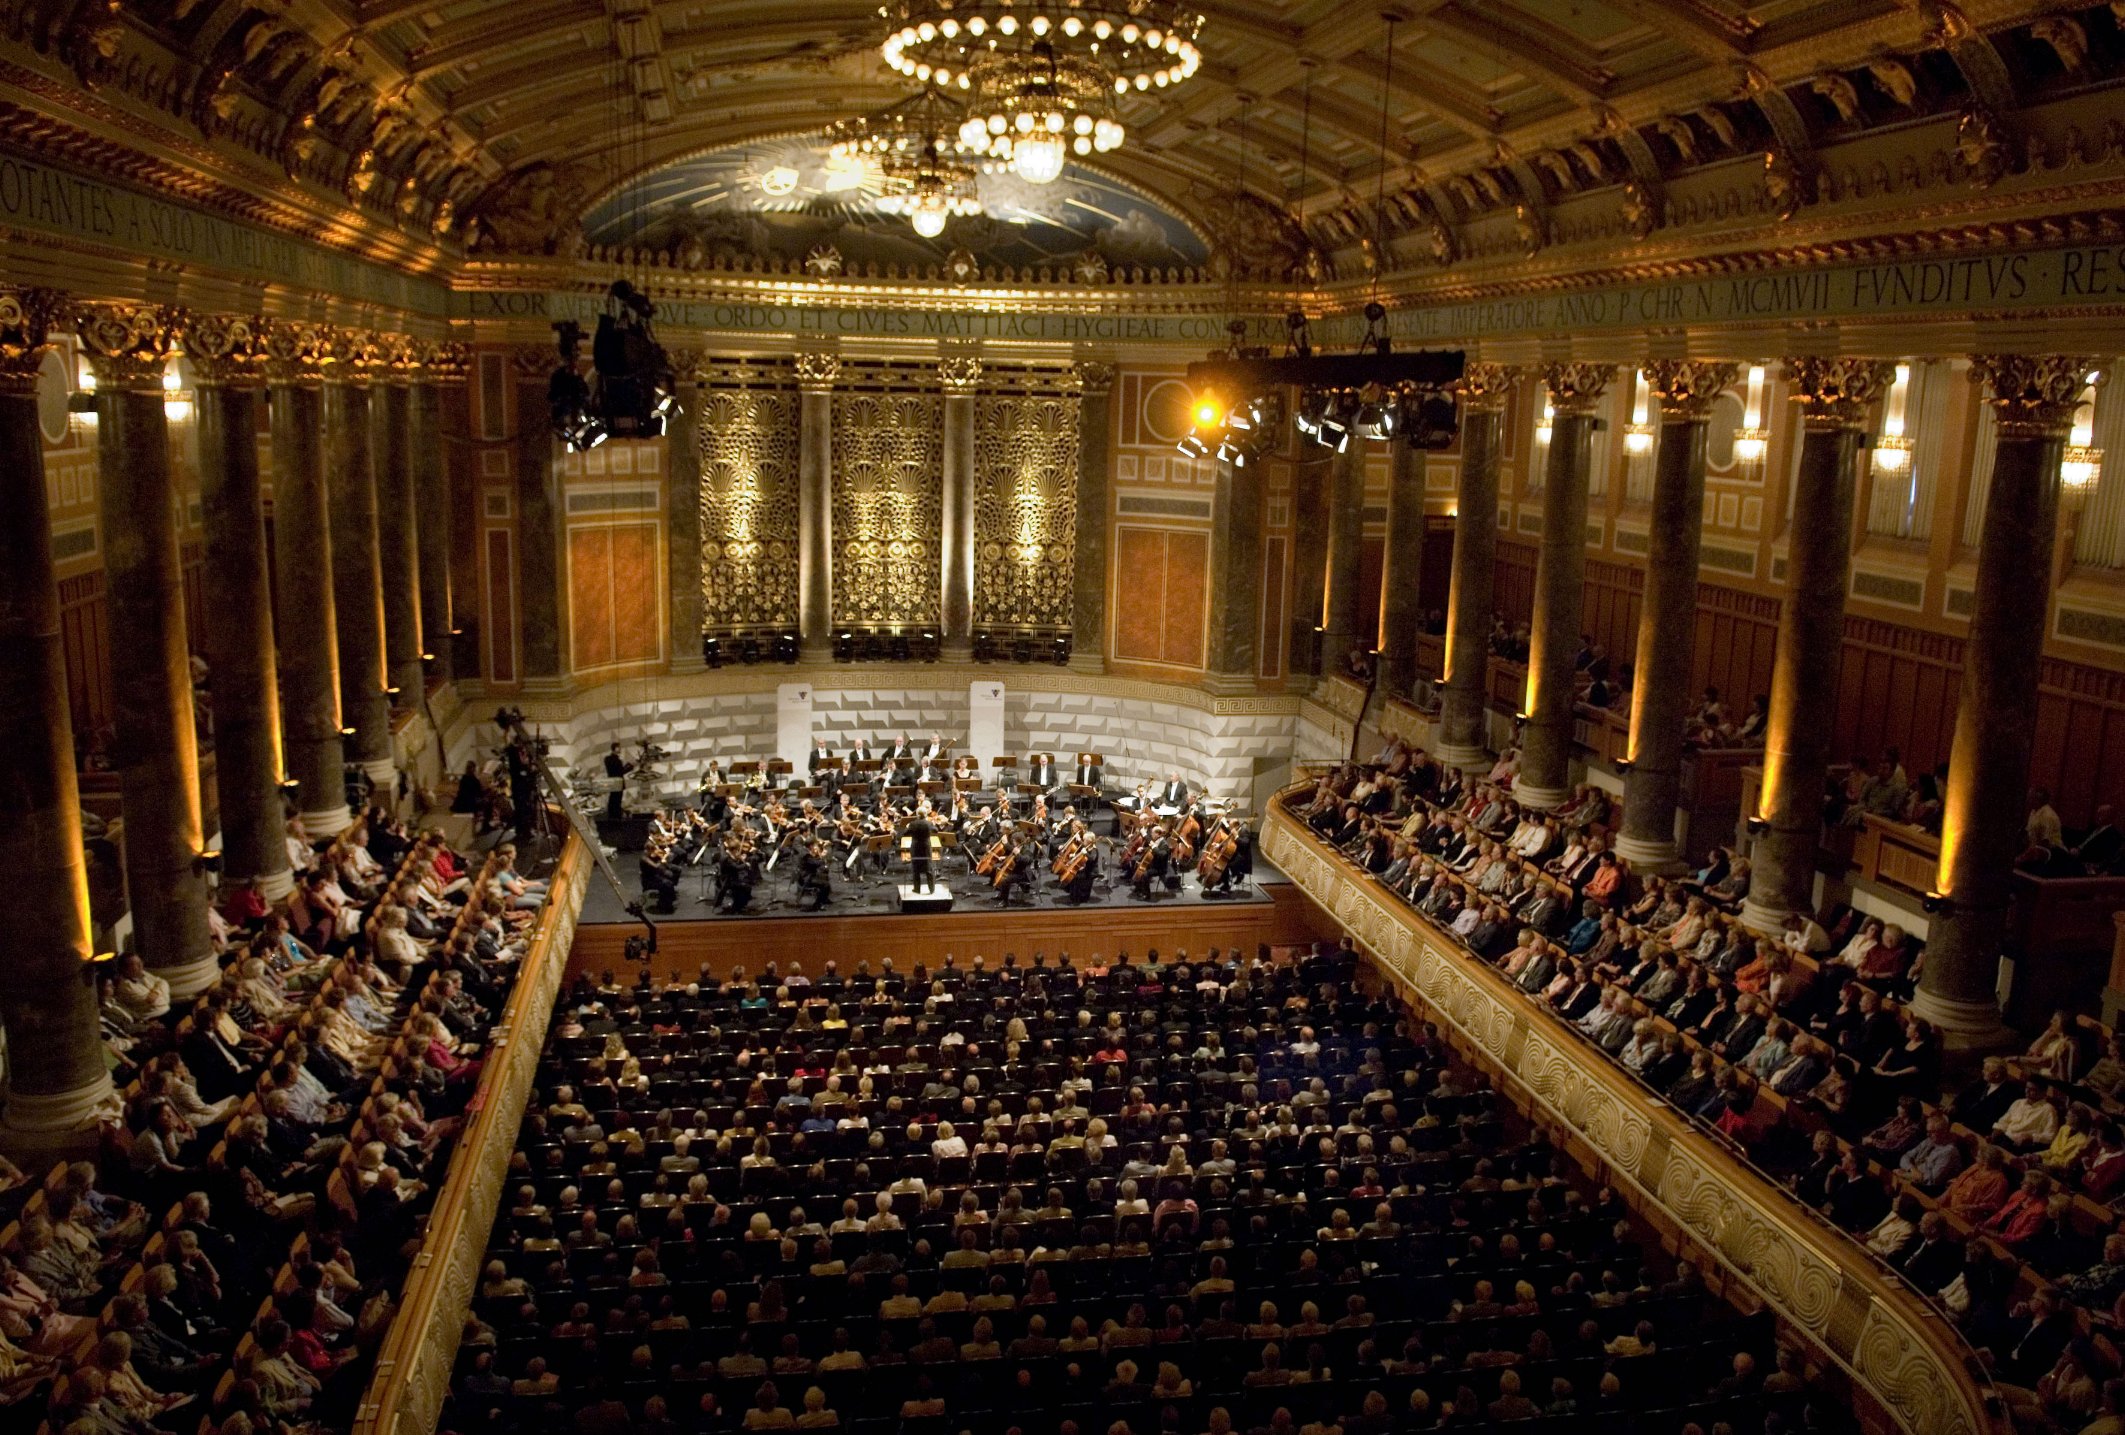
[
  {"left": 696, "top": 380, "right": 801, "bottom": 633},
  {"left": 831, "top": 386, "right": 943, "bottom": 629}
]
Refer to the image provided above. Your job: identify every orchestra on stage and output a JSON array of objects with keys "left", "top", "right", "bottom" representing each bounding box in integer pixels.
[{"left": 584, "top": 731, "right": 1254, "bottom": 916}]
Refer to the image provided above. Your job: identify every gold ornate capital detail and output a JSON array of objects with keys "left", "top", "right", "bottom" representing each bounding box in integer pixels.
[
  {"left": 794, "top": 351, "right": 842, "bottom": 392},
  {"left": 668, "top": 348, "right": 714, "bottom": 388},
  {"left": 75, "top": 301, "right": 184, "bottom": 392},
  {"left": 1068, "top": 361, "right": 1116, "bottom": 396},
  {"left": 420, "top": 341, "right": 472, "bottom": 387},
  {"left": 0, "top": 288, "right": 65, "bottom": 397},
  {"left": 1971, "top": 355, "right": 2095, "bottom": 440},
  {"left": 261, "top": 320, "right": 327, "bottom": 387},
  {"left": 375, "top": 333, "right": 421, "bottom": 386},
  {"left": 1783, "top": 357, "right": 1896, "bottom": 431},
  {"left": 938, "top": 355, "right": 983, "bottom": 393},
  {"left": 185, "top": 314, "right": 267, "bottom": 388},
  {"left": 1539, "top": 362, "right": 1614, "bottom": 417},
  {"left": 1452, "top": 362, "right": 1518, "bottom": 414},
  {"left": 321, "top": 327, "right": 385, "bottom": 385},
  {"left": 1644, "top": 360, "right": 1741, "bottom": 420},
  {"left": 512, "top": 345, "right": 557, "bottom": 382}
]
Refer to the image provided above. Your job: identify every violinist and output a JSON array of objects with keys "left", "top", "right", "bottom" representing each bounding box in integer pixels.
[
  {"left": 719, "top": 835, "right": 759, "bottom": 914},
  {"left": 796, "top": 839, "right": 832, "bottom": 912},
  {"left": 639, "top": 840, "right": 679, "bottom": 913}
]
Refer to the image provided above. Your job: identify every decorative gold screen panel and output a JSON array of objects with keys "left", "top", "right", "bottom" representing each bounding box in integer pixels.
[
  {"left": 973, "top": 386, "right": 1080, "bottom": 630},
  {"left": 698, "top": 382, "right": 800, "bottom": 631},
  {"left": 831, "top": 389, "right": 942, "bottom": 627}
]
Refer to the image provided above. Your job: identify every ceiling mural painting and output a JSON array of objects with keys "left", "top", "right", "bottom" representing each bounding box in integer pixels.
[{"left": 580, "top": 137, "right": 1211, "bottom": 274}]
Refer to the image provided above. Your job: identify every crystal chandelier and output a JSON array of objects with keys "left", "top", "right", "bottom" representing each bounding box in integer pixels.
[
  {"left": 826, "top": 87, "right": 985, "bottom": 238},
  {"left": 880, "top": 1, "right": 1205, "bottom": 184}
]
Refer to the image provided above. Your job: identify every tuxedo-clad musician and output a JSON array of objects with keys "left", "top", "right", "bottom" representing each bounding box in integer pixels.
[
  {"left": 1073, "top": 753, "right": 1103, "bottom": 789},
  {"left": 962, "top": 805, "right": 1000, "bottom": 864},
  {"left": 905, "top": 811, "right": 936, "bottom": 893},
  {"left": 603, "top": 742, "right": 635, "bottom": 821},
  {"left": 638, "top": 844, "right": 678, "bottom": 912},
  {"left": 809, "top": 739, "right": 834, "bottom": 775},
  {"left": 1026, "top": 752, "right": 1057, "bottom": 789},
  {"left": 887, "top": 734, "right": 915, "bottom": 766},
  {"left": 796, "top": 839, "right": 832, "bottom": 912},
  {"left": 994, "top": 834, "right": 1035, "bottom": 907},
  {"left": 849, "top": 738, "right": 876, "bottom": 763},
  {"left": 1129, "top": 826, "right": 1172, "bottom": 900},
  {"left": 923, "top": 732, "right": 947, "bottom": 761},
  {"left": 1158, "top": 771, "right": 1189, "bottom": 808}
]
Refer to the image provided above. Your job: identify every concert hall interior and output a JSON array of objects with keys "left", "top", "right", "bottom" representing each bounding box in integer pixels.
[{"left": 18, "top": 6, "right": 2125, "bottom": 1435}]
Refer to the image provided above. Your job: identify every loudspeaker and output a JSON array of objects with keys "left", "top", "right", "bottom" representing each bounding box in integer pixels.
[{"left": 895, "top": 886, "right": 955, "bottom": 914}]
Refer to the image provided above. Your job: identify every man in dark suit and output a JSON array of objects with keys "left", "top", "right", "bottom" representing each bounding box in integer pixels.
[
  {"left": 602, "top": 742, "right": 632, "bottom": 821},
  {"left": 849, "top": 738, "right": 876, "bottom": 763},
  {"left": 2077, "top": 804, "right": 2123, "bottom": 872},
  {"left": 1073, "top": 753, "right": 1102, "bottom": 788},
  {"left": 906, "top": 811, "right": 935, "bottom": 892},
  {"left": 1158, "top": 772, "right": 1188, "bottom": 808},
  {"left": 887, "top": 734, "right": 915, "bottom": 767},
  {"left": 1026, "top": 752, "right": 1057, "bottom": 788}
]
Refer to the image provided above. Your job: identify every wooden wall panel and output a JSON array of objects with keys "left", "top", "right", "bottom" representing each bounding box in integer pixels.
[
  {"left": 58, "top": 572, "right": 112, "bottom": 749},
  {"left": 1690, "top": 585, "right": 1780, "bottom": 707},
  {"left": 609, "top": 524, "right": 661, "bottom": 666},
  {"left": 1109, "top": 526, "right": 1207, "bottom": 671},
  {"left": 1495, "top": 538, "right": 1537, "bottom": 628},
  {"left": 1581, "top": 560, "right": 1642, "bottom": 666},
  {"left": 1258, "top": 534, "right": 1287, "bottom": 682},
  {"left": 1358, "top": 536, "right": 1384, "bottom": 649},
  {"left": 569, "top": 528, "right": 616, "bottom": 672},
  {"left": 1162, "top": 530, "right": 1209, "bottom": 668}
]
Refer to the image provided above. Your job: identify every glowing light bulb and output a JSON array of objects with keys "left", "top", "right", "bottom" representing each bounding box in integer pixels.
[{"left": 1011, "top": 132, "right": 1066, "bottom": 184}]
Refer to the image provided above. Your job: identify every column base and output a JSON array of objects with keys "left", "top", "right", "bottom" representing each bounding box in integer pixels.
[
  {"left": 941, "top": 641, "right": 973, "bottom": 664},
  {"left": 1434, "top": 741, "right": 1491, "bottom": 774},
  {"left": 154, "top": 953, "right": 223, "bottom": 1002},
  {"left": 1511, "top": 776, "right": 1569, "bottom": 810},
  {"left": 1199, "top": 671, "right": 1260, "bottom": 696},
  {"left": 1611, "top": 832, "right": 1685, "bottom": 875},
  {"left": 1908, "top": 986, "right": 2014, "bottom": 1051},
  {"left": 302, "top": 805, "right": 353, "bottom": 837},
  {"left": 798, "top": 643, "right": 834, "bottom": 666},
  {"left": 1067, "top": 651, "right": 1106, "bottom": 675},
  {"left": 668, "top": 655, "right": 707, "bottom": 676},
  {"left": 2, "top": 1074, "right": 119, "bottom": 1155},
  {"left": 359, "top": 757, "right": 396, "bottom": 787},
  {"left": 1738, "top": 897, "right": 1794, "bottom": 937}
]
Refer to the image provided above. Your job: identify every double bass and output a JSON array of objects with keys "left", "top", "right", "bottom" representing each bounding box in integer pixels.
[{"left": 1197, "top": 818, "right": 1241, "bottom": 887}]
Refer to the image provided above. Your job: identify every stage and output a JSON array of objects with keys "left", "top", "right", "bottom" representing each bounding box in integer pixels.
[{"left": 566, "top": 850, "right": 1327, "bottom": 979}]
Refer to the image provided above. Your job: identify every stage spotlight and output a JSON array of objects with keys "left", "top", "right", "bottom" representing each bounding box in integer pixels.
[
  {"left": 890, "top": 634, "right": 912, "bottom": 662},
  {"left": 772, "top": 633, "right": 799, "bottom": 663},
  {"left": 1053, "top": 632, "right": 1072, "bottom": 665},
  {"left": 1354, "top": 396, "right": 1397, "bottom": 441},
  {"left": 1011, "top": 636, "right": 1034, "bottom": 663},
  {"left": 834, "top": 631, "right": 854, "bottom": 662},
  {"left": 1177, "top": 432, "right": 1209, "bottom": 458},
  {"left": 973, "top": 630, "right": 995, "bottom": 662},
  {"left": 703, "top": 635, "right": 723, "bottom": 668},
  {"left": 739, "top": 637, "right": 762, "bottom": 664}
]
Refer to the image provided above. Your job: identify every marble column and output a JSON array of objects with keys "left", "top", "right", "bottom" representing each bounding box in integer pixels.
[
  {"left": 1742, "top": 358, "right": 1897, "bottom": 933},
  {"left": 1515, "top": 363, "right": 1613, "bottom": 810},
  {"left": 188, "top": 315, "right": 293, "bottom": 901},
  {"left": 1206, "top": 453, "right": 1263, "bottom": 690},
  {"left": 1617, "top": 361, "right": 1739, "bottom": 874},
  {"left": 1287, "top": 454, "right": 1332, "bottom": 683},
  {"left": 1069, "top": 360, "right": 1116, "bottom": 672},
  {"left": 1913, "top": 356, "right": 2090, "bottom": 1044},
  {"left": 666, "top": 351, "right": 707, "bottom": 671},
  {"left": 1376, "top": 431, "right": 1427, "bottom": 698},
  {"left": 77, "top": 302, "right": 217, "bottom": 998},
  {"left": 375, "top": 354, "right": 425, "bottom": 709},
  {"left": 796, "top": 352, "right": 840, "bottom": 662},
  {"left": 414, "top": 345, "right": 466, "bottom": 687},
  {"left": 1437, "top": 366, "right": 1513, "bottom": 769},
  {"left": 324, "top": 333, "right": 394, "bottom": 789},
  {"left": 265, "top": 326, "right": 348, "bottom": 836},
  {"left": 0, "top": 289, "right": 116, "bottom": 1145},
  {"left": 1319, "top": 439, "right": 1366, "bottom": 673},
  {"left": 512, "top": 347, "right": 567, "bottom": 687},
  {"left": 939, "top": 355, "right": 980, "bottom": 662}
]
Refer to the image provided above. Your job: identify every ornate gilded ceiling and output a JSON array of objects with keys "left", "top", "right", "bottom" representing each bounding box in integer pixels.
[{"left": 5, "top": 0, "right": 2125, "bottom": 329}]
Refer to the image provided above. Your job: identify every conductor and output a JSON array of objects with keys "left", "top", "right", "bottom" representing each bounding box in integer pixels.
[
  {"left": 603, "top": 742, "right": 634, "bottom": 821},
  {"left": 906, "top": 811, "right": 936, "bottom": 893}
]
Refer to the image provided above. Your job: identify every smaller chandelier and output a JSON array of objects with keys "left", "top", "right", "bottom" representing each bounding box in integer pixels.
[
  {"left": 2064, "top": 445, "right": 2105, "bottom": 490},
  {"left": 828, "top": 88, "right": 984, "bottom": 237},
  {"left": 875, "top": 143, "right": 984, "bottom": 238}
]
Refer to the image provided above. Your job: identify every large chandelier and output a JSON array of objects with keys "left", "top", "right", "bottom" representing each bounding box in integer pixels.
[
  {"left": 827, "top": 88, "right": 984, "bottom": 238},
  {"left": 880, "top": 2, "right": 1205, "bottom": 184}
]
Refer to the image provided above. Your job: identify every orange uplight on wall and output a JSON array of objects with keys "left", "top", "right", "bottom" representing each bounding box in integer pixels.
[{"left": 1193, "top": 396, "right": 1224, "bottom": 428}]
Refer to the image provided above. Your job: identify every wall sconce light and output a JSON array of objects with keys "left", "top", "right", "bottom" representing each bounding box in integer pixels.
[
  {"left": 1534, "top": 396, "right": 1554, "bottom": 447},
  {"left": 1920, "top": 890, "right": 1954, "bottom": 914},
  {"left": 1732, "top": 428, "right": 1769, "bottom": 465},
  {"left": 1623, "top": 423, "right": 1655, "bottom": 456},
  {"left": 340, "top": 725, "right": 358, "bottom": 737},
  {"left": 1744, "top": 815, "right": 1770, "bottom": 835},
  {"left": 2064, "top": 446, "right": 2104, "bottom": 492},
  {"left": 1870, "top": 434, "right": 1912, "bottom": 474},
  {"left": 1614, "top": 758, "right": 1633, "bottom": 773},
  {"left": 82, "top": 950, "right": 117, "bottom": 986},
  {"left": 1732, "top": 364, "right": 1768, "bottom": 469}
]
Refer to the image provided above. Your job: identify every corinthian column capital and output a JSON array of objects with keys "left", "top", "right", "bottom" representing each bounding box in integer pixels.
[
  {"left": 185, "top": 314, "right": 269, "bottom": 389},
  {"left": 1783, "top": 357, "right": 1897, "bottom": 431},
  {"left": 1971, "top": 355, "right": 2097, "bottom": 439},
  {"left": 75, "top": 301, "right": 185, "bottom": 392},
  {"left": 1452, "top": 362, "right": 1518, "bottom": 414},
  {"left": 0, "top": 287, "right": 64, "bottom": 397},
  {"left": 1643, "top": 359, "right": 1741, "bottom": 420},
  {"left": 1539, "top": 362, "right": 1614, "bottom": 417},
  {"left": 795, "top": 351, "right": 842, "bottom": 392}
]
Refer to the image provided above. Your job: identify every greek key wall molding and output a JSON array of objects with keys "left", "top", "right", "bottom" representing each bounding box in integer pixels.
[{"left": 1258, "top": 802, "right": 2001, "bottom": 1435}]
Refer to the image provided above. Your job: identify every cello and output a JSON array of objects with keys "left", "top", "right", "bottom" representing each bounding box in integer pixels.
[
  {"left": 976, "top": 834, "right": 1010, "bottom": 877},
  {"left": 1197, "top": 818, "right": 1241, "bottom": 888}
]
